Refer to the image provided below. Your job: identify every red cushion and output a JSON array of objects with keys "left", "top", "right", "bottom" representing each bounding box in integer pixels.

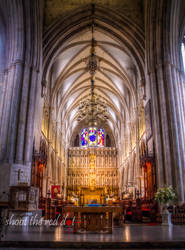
[{"left": 142, "top": 208, "right": 150, "bottom": 211}]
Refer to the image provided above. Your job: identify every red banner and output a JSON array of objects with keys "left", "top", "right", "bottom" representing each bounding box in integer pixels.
[{"left": 51, "top": 185, "right": 60, "bottom": 199}]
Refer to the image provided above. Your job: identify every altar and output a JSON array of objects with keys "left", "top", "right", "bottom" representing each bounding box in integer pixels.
[
  {"left": 62, "top": 206, "right": 123, "bottom": 233},
  {"left": 67, "top": 147, "right": 119, "bottom": 206}
]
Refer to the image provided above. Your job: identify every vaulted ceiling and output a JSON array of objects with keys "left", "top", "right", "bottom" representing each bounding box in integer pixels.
[
  {"left": 43, "top": 2, "right": 145, "bottom": 146},
  {"left": 48, "top": 28, "right": 138, "bottom": 144},
  {"left": 44, "top": 0, "right": 144, "bottom": 29}
]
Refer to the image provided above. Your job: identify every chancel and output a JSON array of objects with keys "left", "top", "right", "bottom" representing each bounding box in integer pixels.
[{"left": 0, "top": 0, "right": 185, "bottom": 248}]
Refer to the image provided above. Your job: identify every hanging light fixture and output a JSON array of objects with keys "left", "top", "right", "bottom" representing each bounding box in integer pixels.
[
  {"left": 77, "top": 15, "right": 108, "bottom": 125},
  {"left": 87, "top": 18, "right": 98, "bottom": 76}
]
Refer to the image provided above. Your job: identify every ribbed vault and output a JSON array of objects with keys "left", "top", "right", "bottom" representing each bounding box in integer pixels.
[{"left": 43, "top": 4, "right": 145, "bottom": 147}]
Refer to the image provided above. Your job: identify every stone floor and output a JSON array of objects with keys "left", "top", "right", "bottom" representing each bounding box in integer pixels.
[
  {"left": 2, "top": 224, "right": 185, "bottom": 242},
  {"left": 0, "top": 224, "right": 185, "bottom": 249}
]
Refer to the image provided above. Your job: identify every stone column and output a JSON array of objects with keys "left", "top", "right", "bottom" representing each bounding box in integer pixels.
[
  {"left": 135, "top": 104, "right": 141, "bottom": 190},
  {"left": 63, "top": 147, "right": 68, "bottom": 200},
  {"left": 0, "top": 0, "right": 43, "bottom": 201},
  {"left": 46, "top": 143, "right": 52, "bottom": 194},
  {"left": 146, "top": 0, "right": 185, "bottom": 201}
]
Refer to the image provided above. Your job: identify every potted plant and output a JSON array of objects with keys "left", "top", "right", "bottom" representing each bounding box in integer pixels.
[{"left": 155, "top": 186, "right": 176, "bottom": 226}]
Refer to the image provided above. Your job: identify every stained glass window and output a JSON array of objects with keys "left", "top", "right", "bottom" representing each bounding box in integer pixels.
[
  {"left": 88, "top": 127, "right": 97, "bottom": 146},
  {"left": 98, "top": 128, "right": 104, "bottom": 146},
  {"left": 80, "top": 127, "right": 105, "bottom": 147},
  {"left": 81, "top": 128, "right": 88, "bottom": 146}
]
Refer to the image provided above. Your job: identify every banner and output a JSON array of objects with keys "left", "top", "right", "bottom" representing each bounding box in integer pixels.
[{"left": 51, "top": 185, "right": 60, "bottom": 199}]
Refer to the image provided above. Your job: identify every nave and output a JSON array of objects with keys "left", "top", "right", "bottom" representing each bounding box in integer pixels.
[{"left": 0, "top": 0, "right": 185, "bottom": 248}]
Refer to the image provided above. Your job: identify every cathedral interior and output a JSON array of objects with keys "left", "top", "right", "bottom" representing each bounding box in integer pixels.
[{"left": 0, "top": 0, "right": 185, "bottom": 248}]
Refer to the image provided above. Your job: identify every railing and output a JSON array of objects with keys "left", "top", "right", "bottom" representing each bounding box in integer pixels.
[{"left": 171, "top": 206, "right": 185, "bottom": 225}]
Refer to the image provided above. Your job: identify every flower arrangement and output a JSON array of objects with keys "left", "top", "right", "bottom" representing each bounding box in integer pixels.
[{"left": 155, "top": 186, "right": 176, "bottom": 205}]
